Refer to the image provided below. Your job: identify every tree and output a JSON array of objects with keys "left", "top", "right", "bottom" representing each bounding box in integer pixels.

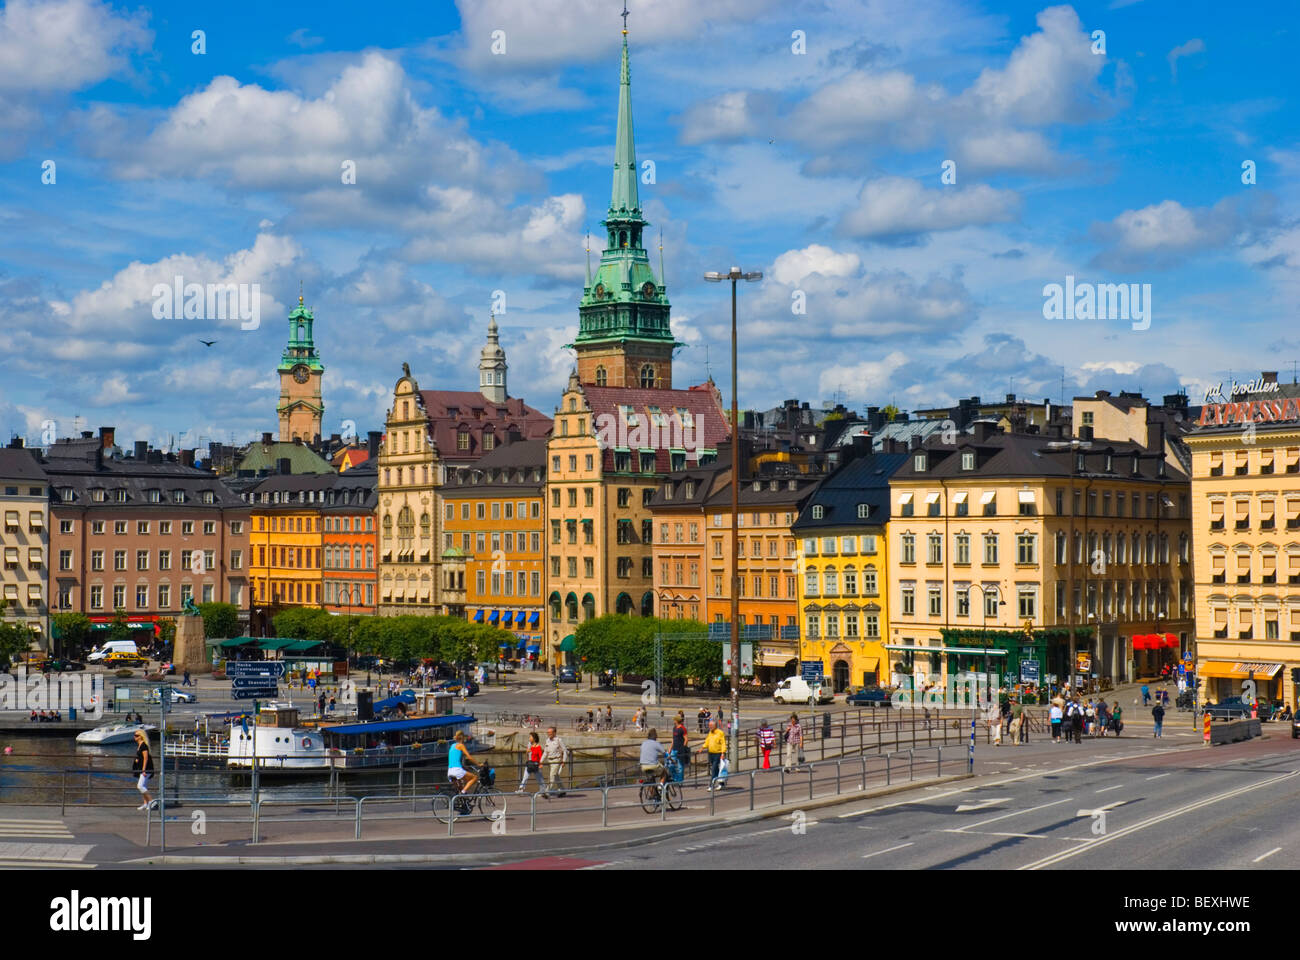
[
  {"left": 106, "top": 608, "right": 132, "bottom": 646},
  {"left": 0, "top": 601, "right": 35, "bottom": 670},
  {"left": 52, "top": 612, "right": 92, "bottom": 658},
  {"left": 880, "top": 404, "right": 901, "bottom": 421},
  {"left": 574, "top": 615, "right": 713, "bottom": 681},
  {"left": 198, "top": 602, "right": 239, "bottom": 639}
]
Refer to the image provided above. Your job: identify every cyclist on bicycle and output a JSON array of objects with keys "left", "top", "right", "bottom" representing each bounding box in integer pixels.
[
  {"left": 447, "top": 730, "right": 479, "bottom": 794},
  {"left": 639, "top": 729, "right": 668, "bottom": 785}
]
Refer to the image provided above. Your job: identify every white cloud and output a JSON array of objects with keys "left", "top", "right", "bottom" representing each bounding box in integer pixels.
[
  {"left": 678, "top": 91, "right": 771, "bottom": 145},
  {"left": 839, "top": 177, "right": 1020, "bottom": 240},
  {"left": 789, "top": 70, "right": 942, "bottom": 151},
  {"left": 1167, "top": 38, "right": 1205, "bottom": 81},
  {"left": 818, "top": 351, "right": 910, "bottom": 398},
  {"left": 956, "top": 129, "right": 1059, "bottom": 174},
  {"left": 0, "top": 0, "right": 150, "bottom": 93},
  {"left": 1089, "top": 197, "right": 1252, "bottom": 268}
]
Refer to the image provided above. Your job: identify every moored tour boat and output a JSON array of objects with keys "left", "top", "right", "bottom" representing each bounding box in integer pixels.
[{"left": 76, "top": 722, "right": 159, "bottom": 746}]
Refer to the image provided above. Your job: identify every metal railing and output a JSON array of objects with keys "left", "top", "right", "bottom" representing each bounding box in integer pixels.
[{"left": 141, "top": 744, "right": 955, "bottom": 847}]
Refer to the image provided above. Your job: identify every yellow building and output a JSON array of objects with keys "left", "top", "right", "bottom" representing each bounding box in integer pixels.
[
  {"left": 442, "top": 439, "right": 548, "bottom": 662},
  {"left": 793, "top": 449, "right": 906, "bottom": 691},
  {"left": 248, "top": 475, "right": 329, "bottom": 614},
  {"left": 886, "top": 425, "right": 1192, "bottom": 689},
  {"left": 1186, "top": 387, "right": 1300, "bottom": 708}
]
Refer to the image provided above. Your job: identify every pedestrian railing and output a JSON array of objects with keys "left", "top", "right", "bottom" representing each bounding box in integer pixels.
[{"left": 140, "top": 744, "right": 954, "bottom": 847}]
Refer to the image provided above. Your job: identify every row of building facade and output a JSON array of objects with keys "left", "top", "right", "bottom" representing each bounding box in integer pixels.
[{"left": 3, "top": 25, "right": 1295, "bottom": 709}]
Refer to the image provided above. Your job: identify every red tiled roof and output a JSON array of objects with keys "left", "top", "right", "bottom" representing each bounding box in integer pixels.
[
  {"left": 418, "top": 390, "right": 552, "bottom": 463},
  {"left": 334, "top": 448, "right": 370, "bottom": 470},
  {"left": 582, "top": 382, "right": 730, "bottom": 473}
]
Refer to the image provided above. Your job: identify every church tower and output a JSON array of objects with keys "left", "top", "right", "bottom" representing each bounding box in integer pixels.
[
  {"left": 569, "top": 24, "right": 678, "bottom": 390},
  {"left": 276, "top": 292, "right": 325, "bottom": 442},
  {"left": 478, "top": 314, "right": 508, "bottom": 403}
]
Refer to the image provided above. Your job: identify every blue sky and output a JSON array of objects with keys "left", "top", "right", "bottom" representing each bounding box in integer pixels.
[{"left": 0, "top": 0, "right": 1296, "bottom": 451}]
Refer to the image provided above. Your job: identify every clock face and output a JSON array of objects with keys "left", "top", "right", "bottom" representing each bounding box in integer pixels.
[
  {"left": 594, "top": 283, "right": 605, "bottom": 299},
  {"left": 641, "top": 281, "right": 656, "bottom": 298},
  {"left": 292, "top": 365, "right": 310, "bottom": 383}
]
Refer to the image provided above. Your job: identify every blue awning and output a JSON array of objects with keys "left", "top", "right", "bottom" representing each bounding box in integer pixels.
[
  {"left": 498, "top": 642, "right": 511, "bottom": 649},
  {"left": 472, "top": 610, "right": 484, "bottom": 622},
  {"left": 516, "top": 637, "right": 528, "bottom": 648},
  {"left": 500, "top": 611, "right": 514, "bottom": 625},
  {"left": 526, "top": 645, "right": 540, "bottom": 653},
  {"left": 488, "top": 610, "right": 500, "bottom": 623},
  {"left": 529, "top": 611, "right": 540, "bottom": 624}
]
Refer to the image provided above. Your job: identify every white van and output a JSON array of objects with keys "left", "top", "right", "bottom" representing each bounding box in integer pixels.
[
  {"left": 773, "top": 676, "right": 834, "bottom": 705},
  {"left": 87, "top": 640, "right": 139, "bottom": 662}
]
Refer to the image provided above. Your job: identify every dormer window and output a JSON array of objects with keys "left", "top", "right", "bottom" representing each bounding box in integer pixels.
[
  {"left": 857, "top": 504, "right": 869, "bottom": 519},
  {"left": 663, "top": 483, "right": 673, "bottom": 500},
  {"left": 172, "top": 490, "right": 185, "bottom": 503},
  {"left": 1131, "top": 455, "right": 1140, "bottom": 474},
  {"left": 202, "top": 490, "right": 215, "bottom": 504},
  {"left": 1104, "top": 453, "right": 1113, "bottom": 472},
  {"left": 1076, "top": 454, "right": 1086, "bottom": 471},
  {"left": 914, "top": 453, "right": 927, "bottom": 471},
  {"left": 115, "top": 489, "right": 127, "bottom": 502},
  {"left": 752, "top": 480, "right": 761, "bottom": 492},
  {"left": 812, "top": 505, "right": 825, "bottom": 519},
  {"left": 961, "top": 452, "right": 975, "bottom": 471},
  {"left": 685, "top": 481, "right": 696, "bottom": 498},
  {"left": 787, "top": 479, "right": 797, "bottom": 491},
  {"left": 148, "top": 489, "right": 161, "bottom": 503}
]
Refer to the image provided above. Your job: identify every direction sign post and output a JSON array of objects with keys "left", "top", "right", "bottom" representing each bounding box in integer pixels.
[
  {"left": 232, "top": 687, "right": 278, "bottom": 701},
  {"left": 227, "top": 661, "right": 286, "bottom": 680},
  {"left": 232, "top": 677, "right": 283, "bottom": 689}
]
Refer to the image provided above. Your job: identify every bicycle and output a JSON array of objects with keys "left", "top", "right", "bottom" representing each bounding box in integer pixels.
[
  {"left": 432, "top": 765, "right": 498, "bottom": 823},
  {"left": 638, "top": 756, "right": 683, "bottom": 814}
]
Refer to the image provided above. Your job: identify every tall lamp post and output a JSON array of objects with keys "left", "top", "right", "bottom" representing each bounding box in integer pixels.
[
  {"left": 704, "top": 266, "right": 762, "bottom": 766},
  {"left": 966, "top": 583, "right": 1005, "bottom": 771}
]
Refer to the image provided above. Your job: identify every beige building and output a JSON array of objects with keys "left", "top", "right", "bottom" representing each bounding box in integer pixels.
[
  {"left": 886, "top": 424, "right": 1192, "bottom": 689},
  {"left": 1186, "top": 389, "right": 1300, "bottom": 708},
  {"left": 0, "top": 445, "right": 49, "bottom": 645}
]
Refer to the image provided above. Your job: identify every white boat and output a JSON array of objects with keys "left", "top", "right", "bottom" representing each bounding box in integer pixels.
[{"left": 76, "top": 722, "right": 159, "bottom": 746}]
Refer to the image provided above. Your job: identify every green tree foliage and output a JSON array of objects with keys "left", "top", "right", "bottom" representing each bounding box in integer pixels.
[
  {"left": 275, "top": 612, "right": 516, "bottom": 667},
  {"left": 52, "top": 612, "right": 92, "bottom": 657},
  {"left": 198, "top": 602, "right": 240, "bottom": 639},
  {"left": 0, "top": 604, "right": 36, "bottom": 670},
  {"left": 106, "top": 608, "right": 132, "bottom": 646},
  {"left": 573, "top": 615, "right": 716, "bottom": 680}
]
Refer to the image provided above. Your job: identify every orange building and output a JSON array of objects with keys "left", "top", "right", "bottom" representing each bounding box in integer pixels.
[
  {"left": 441, "top": 439, "right": 548, "bottom": 661},
  {"left": 322, "top": 465, "right": 378, "bottom": 615},
  {"left": 649, "top": 463, "right": 728, "bottom": 622}
]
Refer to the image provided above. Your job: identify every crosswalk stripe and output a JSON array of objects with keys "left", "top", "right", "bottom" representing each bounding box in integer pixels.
[{"left": 0, "top": 860, "right": 96, "bottom": 869}]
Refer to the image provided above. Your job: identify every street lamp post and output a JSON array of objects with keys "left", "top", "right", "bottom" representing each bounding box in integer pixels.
[
  {"left": 966, "top": 583, "right": 1005, "bottom": 771},
  {"left": 704, "top": 266, "right": 762, "bottom": 766}
]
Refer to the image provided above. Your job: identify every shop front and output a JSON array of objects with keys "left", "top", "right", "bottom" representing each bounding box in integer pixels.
[{"left": 1198, "top": 659, "right": 1286, "bottom": 705}]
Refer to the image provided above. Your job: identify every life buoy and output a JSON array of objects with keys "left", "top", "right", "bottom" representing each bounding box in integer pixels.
[{"left": 302, "top": 737, "right": 313, "bottom": 749}]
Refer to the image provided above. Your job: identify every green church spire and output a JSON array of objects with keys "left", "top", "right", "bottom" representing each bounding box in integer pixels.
[{"left": 609, "top": 33, "right": 640, "bottom": 221}]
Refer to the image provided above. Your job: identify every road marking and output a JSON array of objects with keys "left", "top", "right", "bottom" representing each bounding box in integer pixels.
[
  {"left": 1145, "top": 773, "right": 1171, "bottom": 781},
  {"left": 862, "top": 842, "right": 913, "bottom": 860},
  {"left": 955, "top": 797, "right": 1011, "bottom": 813},
  {"left": 1252, "top": 847, "right": 1282, "bottom": 864},
  {"left": 1022, "top": 770, "right": 1299, "bottom": 870},
  {"left": 1094, "top": 784, "right": 1124, "bottom": 794},
  {"left": 1075, "top": 799, "right": 1130, "bottom": 817},
  {"left": 958, "top": 798, "right": 1073, "bottom": 830},
  {"left": 943, "top": 829, "right": 1091, "bottom": 842},
  {"left": 0, "top": 859, "right": 96, "bottom": 870}
]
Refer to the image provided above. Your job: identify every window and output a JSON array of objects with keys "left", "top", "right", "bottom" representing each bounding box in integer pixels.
[
  {"left": 203, "top": 520, "right": 215, "bottom": 535},
  {"left": 59, "top": 549, "right": 72, "bottom": 571},
  {"left": 181, "top": 521, "right": 194, "bottom": 535},
  {"left": 927, "top": 534, "right": 942, "bottom": 564},
  {"left": 899, "top": 494, "right": 914, "bottom": 517},
  {"left": 955, "top": 534, "right": 970, "bottom": 565},
  {"left": 137, "top": 549, "right": 149, "bottom": 571},
  {"left": 812, "top": 505, "right": 824, "bottom": 519},
  {"left": 114, "top": 521, "right": 127, "bottom": 535},
  {"left": 843, "top": 569, "right": 857, "bottom": 595},
  {"left": 90, "top": 550, "right": 104, "bottom": 571},
  {"left": 901, "top": 534, "right": 915, "bottom": 564},
  {"left": 806, "top": 614, "right": 820, "bottom": 639},
  {"left": 961, "top": 451, "right": 975, "bottom": 470},
  {"left": 824, "top": 570, "right": 839, "bottom": 596},
  {"left": 956, "top": 587, "right": 970, "bottom": 617},
  {"left": 914, "top": 453, "right": 927, "bottom": 471},
  {"left": 159, "top": 550, "right": 171, "bottom": 571},
  {"left": 901, "top": 585, "right": 915, "bottom": 616},
  {"left": 928, "top": 587, "right": 942, "bottom": 616},
  {"left": 805, "top": 569, "right": 819, "bottom": 596},
  {"left": 857, "top": 503, "right": 869, "bottom": 519},
  {"left": 158, "top": 584, "right": 170, "bottom": 609},
  {"left": 982, "top": 493, "right": 997, "bottom": 517},
  {"left": 983, "top": 534, "right": 998, "bottom": 564},
  {"left": 113, "top": 550, "right": 126, "bottom": 571},
  {"left": 1016, "top": 534, "right": 1037, "bottom": 565},
  {"left": 1018, "top": 586, "right": 1037, "bottom": 619}
]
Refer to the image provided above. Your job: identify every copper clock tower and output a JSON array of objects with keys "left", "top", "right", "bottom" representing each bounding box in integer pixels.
[{"left": 276, "top": 293, "right": 325, "bottom": 442}]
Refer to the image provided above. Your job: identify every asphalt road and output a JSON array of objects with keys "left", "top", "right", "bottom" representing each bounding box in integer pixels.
[{"left": 476, "top": 731, "right": 1300, "bottom": 870}]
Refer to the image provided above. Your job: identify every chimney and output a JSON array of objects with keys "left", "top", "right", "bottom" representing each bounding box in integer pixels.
[
  {"left": 330, "top": 433, "right": 341, "bottom": 446},
  {"left": 81, "top": 431, "right": 93, "bottom": 439},
  {"left": 292, "top": 436, "right": 302, "bottom": 446},
  {"left": 973, "top": 421, "right": 994, "bottom": 442},
  {"left": 1262, "top": 371, "right": 1279, "bottom": 385},
  {"left": 148, "top": 450, "right": 163, "bottom": 464},
  {"left": 179, "top": 449, "right": 194, "bottom": 468},
  {"left": 262, "top": 432, "right": 273, "bottom": 446},
  {"left": 368, "top": 431, "right": 383, "bottom": 458},
  {"left": 7, "top": 436, "right": 22, "bottom": 449},
  {"left": 134, "top": 440, "right": 148, "bottom": 460},
  {"left": 277, "top": 457, "right": 291, "bottom": 475},
  {"left": 909, "top": 434, "right": 923, "bottom": 451},
  {"left": 99, "top": 426, "right": 115, "bottom": 449},
  {"left": 1005, "top": 393, "right": 1015, "bottom": 404}
]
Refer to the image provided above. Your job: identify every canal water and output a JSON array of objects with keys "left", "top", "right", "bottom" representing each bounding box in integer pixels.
[{"left": 0, "top": 734, "right": 454, "bottom": 806}]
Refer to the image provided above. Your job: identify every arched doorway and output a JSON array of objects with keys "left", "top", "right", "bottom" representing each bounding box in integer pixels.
[
  {"left": 582, "top": 593, "right": 596, "bottom": 621},
  {"left": 833, "top": 660, "right": 850, "bottom": 693},
  {"left": 641, "top": 592, "right": 654, "bottom": 617},
  {"left": 615, "top": 592, "right": 633, "bottom": 615}
]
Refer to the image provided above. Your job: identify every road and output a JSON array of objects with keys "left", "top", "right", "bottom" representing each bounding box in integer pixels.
[{"left": 475, "top": 731, "right": 1300, "bottom": 870}]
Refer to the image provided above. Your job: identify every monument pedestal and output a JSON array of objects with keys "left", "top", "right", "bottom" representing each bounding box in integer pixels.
[{"left": 174, "top": 616, "right": 209, "bottom": 673}]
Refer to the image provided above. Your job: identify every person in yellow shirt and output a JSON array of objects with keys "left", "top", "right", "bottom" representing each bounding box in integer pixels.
[{"left": 698, "top": 720, "right": 727, "bottom": 789}]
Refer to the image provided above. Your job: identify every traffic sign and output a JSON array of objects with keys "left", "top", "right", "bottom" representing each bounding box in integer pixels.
[
  {"left": 232, "top": 677, "right": 282, "bottom": 690},
  {"left": 231, "top": 686, "right": 278, "bottom": 700},
  {"left": 800, "top": 660, "right": 823, "bottom": 682},
  {"left": 1019, "top": 660, "right": 1040, "bottom": 683},
  {"left": 227, "top": 661, "right": 286, "bottom": 679}
]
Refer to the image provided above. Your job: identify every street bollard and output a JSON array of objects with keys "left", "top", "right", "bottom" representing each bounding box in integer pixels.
[
  {"left": 749, "top": 771, "right": 756, "bottom": 811},
  {"left": 602, "top": 786, "right": 608, "bottom": 828},
  {"left": 909, "top": 748, "right": 914, "bottom": 781},
  {"left": 886, "top": 752, "right": 891, "bottom": 786},
  {"left": 531, "top": 793, "right": 537, "bottom": 833},
  {"left": 937, "top": 746, "right": 942, "bottom": 778}
]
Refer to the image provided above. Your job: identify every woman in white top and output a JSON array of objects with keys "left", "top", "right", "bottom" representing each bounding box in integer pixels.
[{"left": 1049, "top": 702, "right": 1064, "bottom": 742}]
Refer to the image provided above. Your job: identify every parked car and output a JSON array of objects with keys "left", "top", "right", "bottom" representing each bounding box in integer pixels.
[
  {"left": 103, "top": 653, "right": 149, "bottom": 668},
  {"left": 773, "top": 676, "right": 834, "bottom": 705},
  {"left": 845, "top": 685, "right": 892, "bottom": 708},
  {"left": 41, "top": 658, "right": 86, "bottom": 673},
  {"left": 1205, "top": 697, "right": 1253, "bottom": 720},
  {"left": 432, "top": 679, "right": 480, "bottom": 696},
  {"left": 148, "top": 688, "right": 198, "bottom": 704},
  {"left": 557, "top": 666, "right": 579, "bottom": 683}
]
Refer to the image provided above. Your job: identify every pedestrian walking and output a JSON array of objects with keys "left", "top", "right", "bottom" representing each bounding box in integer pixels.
[
  {"left": 757, "top": 720, "right": 776, "bottom": 768},
  {"left": 1141, "top": 684, "right": 1151, "bottom": 706},
  {"left": 328, "top": 694, "right": 336, "bottom": 714},
  {"left": 1110, "top": 701, "right": 1123, "bottom": 736},
  {"left": 517, "top": 731, "right": 546, "bottom": 794},
  {"left": 783, "top": 713, "right": 803, "bottom": 769},
  {"left": 1152, "top": 702, "right": 1165, "bottom": 738},
  {"left": 605, "top": 704, "right": 613, "bottom": 729},
  {"left": 989, "top": 701, "right": 1003, "bottom": 745},
  {"left": 1070, "top": 699, "right": 1084, "bottom": 743},
  {"left": 1049, "top": 699, "right": 1064, "bottom": 742},
  {"left": 671, "top": 712, "right": 690, "bottom": 779},
  {"left": 697, "top": 706, "right": 710, "bottom": 734},
  {"left": 541, "top": 726, "right": 567, "bottom": 797},
  {"left": 182, "top": 669, "right": 191, "bottom": 687},
  {"left": 132, "top": 729, "right": 155, "bottom": 811},
  {"left": 699, "top": 719, "right": 727, "bottom": 789}
]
